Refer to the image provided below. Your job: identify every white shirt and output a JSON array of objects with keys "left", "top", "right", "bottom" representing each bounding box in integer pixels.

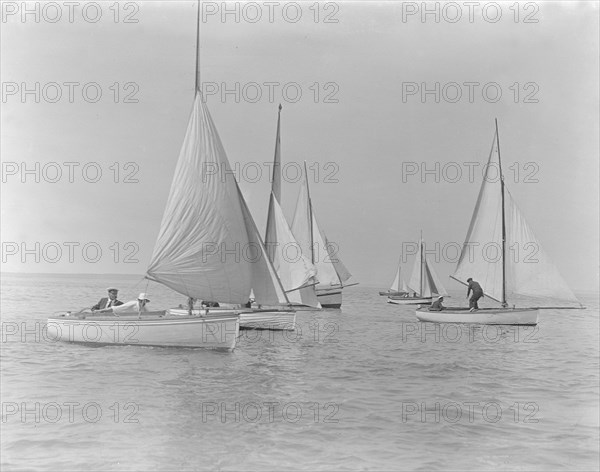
[{"left": 111, "top": 300, "right": 149, "bottom": 314}]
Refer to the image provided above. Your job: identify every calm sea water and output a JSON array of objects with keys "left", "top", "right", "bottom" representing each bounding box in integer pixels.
[{"left": 1, "top": 273, "right": 598, "bottom": 471}]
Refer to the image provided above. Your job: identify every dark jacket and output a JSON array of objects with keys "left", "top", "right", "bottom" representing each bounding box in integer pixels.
[
  {"left": 92, "top": 298, "right": 123, "bottom": 310},
  {"left": 467, "top": 281, "right": 484, "bottom": 298},
  {"left": 429, "top": 299, "right": 444, "bottom": 311}
]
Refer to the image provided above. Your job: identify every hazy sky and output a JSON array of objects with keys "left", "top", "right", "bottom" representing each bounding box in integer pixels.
[{"left": 1, "top": 1, "right": 599, "bottom": 291}]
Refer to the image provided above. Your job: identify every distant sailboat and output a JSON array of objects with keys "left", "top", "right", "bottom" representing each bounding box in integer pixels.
[
  {"left": 379, "top": 260, "right": 409, "bottom": 296},
  {"left": 263, "top": 105, "right": 321, "bottom": 310},
  {"left": 291, "top": 162, "right": 357, "bottom": 308},
  {"left": 416, "top": 120, "right": 583, "bottom": 325},
  {"left": 388, "top": 238, "right": 447, "bottom": 305}
]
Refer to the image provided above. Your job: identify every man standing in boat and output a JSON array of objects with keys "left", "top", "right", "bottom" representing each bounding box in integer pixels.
[
  {"left": 91, "top": 288, "right": 123, "bottom": 311},
  {"left": 466, "top": 278, "right": 484, "bottom": 311}
]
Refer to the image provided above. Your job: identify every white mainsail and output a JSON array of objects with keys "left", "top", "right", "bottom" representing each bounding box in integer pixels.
[
  {"left": 390, "top": 266, "right": 401, "bottom": 292},
  {"left": 147, "top": 92, "right": 288, "bottom": 306},
  {"left": 390, "top": 264, "right": 405, "bottom": 292},
  {"left": 311, "top": 209, "right": 344, "bottom": 287},
  {"left": 291, "top": 162, "right": 352, "bottom": 292},
  {"left": 452, "top": 132, "right": 504, "bottom": 301},
  {"left": 452, "top": 125, "right": 579, "bottom": 305},
  {"left": 402, "top": 279, "right": 409, "bottom": 293},
  {"left": 407, "top": 239, "right": 447, "bottom": 297},
  {"left": 267, "top": 191, "right": 318, "bottom": 304},
  {"left": 263, "top": 106, "right": 320, "bottom": 308}
]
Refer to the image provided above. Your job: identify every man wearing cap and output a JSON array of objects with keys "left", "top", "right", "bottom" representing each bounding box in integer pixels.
[
  {"left": 91, "top": 288, "right": 123, "bottom": 311},
  {"left": 466, "top": 278, "right": 484, "bottom": 311},
  {"left": 98, "top": 293, "right": 151, "bottom": 314},
  {"left": 429, "top": 295, "right": 445, "bottom": 311}
]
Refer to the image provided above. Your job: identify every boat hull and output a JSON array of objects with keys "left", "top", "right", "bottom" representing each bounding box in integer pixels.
[
  {"left": 415, "top": 307, "right": 539, "bottom": 325},
  {"left": 379, "top": 291, "right": 409, "bottom": 297},
  {"left": 316, "top": 288, "right": 342, "bottom": 308},
  {"left": 239, "top": 309, "right": 296, "bottom": 331},
  {"left": 388, "top": 296, "right": 432, "bottom": 305},
  {"left": 47, "top": 310, "right": 239, "bottom": 350}
]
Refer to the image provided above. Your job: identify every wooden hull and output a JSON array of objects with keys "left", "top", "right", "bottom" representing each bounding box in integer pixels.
[
  {"left": 415, "top": 307, "right": 539, "bottom": 325},
  {"left": 47, "top": 310, "right": 239, "bottom": 350},
  {"left": 388, "top": 296, "right": 432, "bottom": 305},
  {"left": 239, "top": 309, "right": 296, "bottom": 331},
  {"left": 316, "top": 287, "right": 342, "bottom": 308}
]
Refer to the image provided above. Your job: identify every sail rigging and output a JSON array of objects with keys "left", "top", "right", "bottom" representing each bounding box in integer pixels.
[{"left": 452, "top": 120, "right": 579, "bottom": 306}]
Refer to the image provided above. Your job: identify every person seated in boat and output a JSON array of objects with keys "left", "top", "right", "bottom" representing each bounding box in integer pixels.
[
  {"left": 97, "top": 293, "right": 151, "bottom": 314},
  {"left": 429, "top": 296, "right": 445, "bottom": 311},
  {"left": 467, "top": 278, "right": 484, "bottom": 311},
  {"left": 201, "top": 301, "right": 220, "bottom": 308},
  {"left": 91, "top": 288, "right": 123, "bottom": 311}
]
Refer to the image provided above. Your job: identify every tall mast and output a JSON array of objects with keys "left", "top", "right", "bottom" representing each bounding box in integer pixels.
[
  {"left": 194, "top": 1, "right": 200, "bottom": 91},
  {"left": 303, "top": 161, "right": 315, "bottom": 264},
  {"left": 271, "top": 104, "right": 283, "bottom": 201},
  {"left": 495, "top": 118, "right": 508, "bottom": 307}
]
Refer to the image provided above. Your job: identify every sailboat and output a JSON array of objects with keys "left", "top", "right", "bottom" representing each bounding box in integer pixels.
[
  {"left": 379, "top": 260, "right": 409, "bottom": 296},
  {"left": 291, "top": 162, "right": 357, "bottom": 308},
  {"left": 262, "top": 105, "right": 321, "bottom": 310},
  {"left": 416, "top": 119, "right": 583, "bottom": 325},
  {"left": 47, "top": 4, "right": 290, "bottom": 347},
  {"left": 388, "top": 238, "right": 447, "bottom": 305}
]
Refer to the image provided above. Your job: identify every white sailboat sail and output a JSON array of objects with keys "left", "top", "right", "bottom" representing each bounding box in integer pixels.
[
  {"left": 505, "top": 189, "right": 578, "bottom": 303},
  {"left": 147, "top": 92, "right": 288, "bottom": 306},
  {"left": 452, "top": 125, "right": 579, "bottom": 305},
  {"left": 389, "top": 263, "right": 409, "bottom": 293},
  {"left": 423, "top": 258, "right": 448, "bottom": 297},
  {"left": 308, "top": 207, "right": 342, "bottom": 288},
  {"left": 390, "top": 265, "right": 402, "bottom": 292},
  {"left": 407, "top": 244, "right": 421, "bottom": 295},
  {"left": 402, "top": 279, "right": 409, "bottom": 293},
  {"left": 291, "top": 163, "right": 352, "bottom": 291},
  {"left": 452, "top": 132, "right": 504, "bottom": 302},
  {"left": 263, "top": 106, "right": 320, "bottom": 308},
  {"left": 237, "top": 186, "right": 289, "bottom": 305},
  {"left": 407, "top": 239, "right": 447, "bottom": 297},
  {"left": 268, "top": 191, "right": 318, "bottom": 303},
  {"left": 320, "top": 225, "right": 352, "bottom": 284}
]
